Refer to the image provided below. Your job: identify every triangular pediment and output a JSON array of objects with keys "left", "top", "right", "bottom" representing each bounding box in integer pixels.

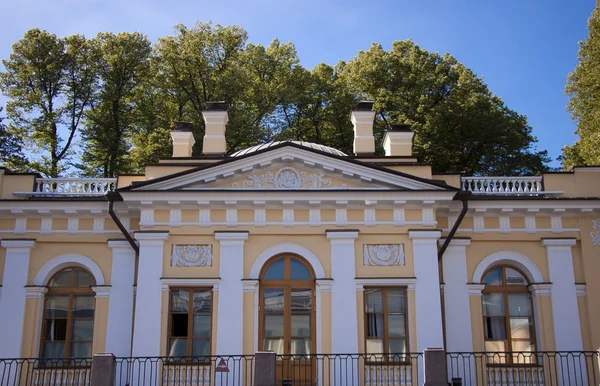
[{"left": 121, "top": 144, "right": 453, "bottom": 192}]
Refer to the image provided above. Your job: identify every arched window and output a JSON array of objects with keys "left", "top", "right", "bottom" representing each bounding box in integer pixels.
[
  {"left": 482, "top": 265, "right": 536, "bottom": 364},
  {"left": 40, "top": 267, "right": 96, "bottom": 358}
]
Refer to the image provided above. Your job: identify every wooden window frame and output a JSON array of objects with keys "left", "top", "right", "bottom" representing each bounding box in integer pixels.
[
  {"left": 166, "top": 287, "right": 213, "bottom": 360},
  {"left": 39, "top": 267, "right": 96, "bottom": 362},
  {"left": 363, "top": 287, "right": 409, "bottom": 363},
  {"left": 258, "top": 255, "right": 316, "bottom": 357},
  {"left": 481, "top": 265, "right": 538, "bottom": 366}
]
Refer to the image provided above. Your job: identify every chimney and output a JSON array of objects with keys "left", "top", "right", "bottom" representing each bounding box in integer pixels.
[
  {"left": 202, "top": 101, "right": 229, "bottom": 155},
  {"left": 350, "top": 101, "right": 376, "bottom": 156},
  {"left": 383, "top": 124, "right": 414, "bottom": 156},
  {"left": 170, "top": 122, "right": 196, "bottom": 157}
]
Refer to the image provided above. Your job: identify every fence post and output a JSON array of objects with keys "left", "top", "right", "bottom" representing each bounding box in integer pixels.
[
  {"left": 254, "top": 351, "right": 276, "bottom": 386},
  {"left": 91, "top": 353, "right": 116, "bottom": 386},
  {"left": 424, "top": 348, "right": 447, "bottom": 386}
]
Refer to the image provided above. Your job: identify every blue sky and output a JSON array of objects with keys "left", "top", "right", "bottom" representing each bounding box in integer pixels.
[{"left": 0, "top": 0, "right": 595, "bottom": 168}]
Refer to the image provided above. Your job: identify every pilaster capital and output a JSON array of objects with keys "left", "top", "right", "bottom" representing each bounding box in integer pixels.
[
  {"left": 542, "top": 238, "right": 577, "bottom": 248},
  {"left": 467, "top": 283, "right": 486, "bottom": 296},
  {"left": 316, "top": 279, "right": 333, "bottom": 292},
  {"left": 438, "top": 238, "right": 471, "bottom": 247},
  {"left": 326, "top": 230, "right": 359, "bottom": 241},
  {"left": 92, "top": 286, "right": 111, "bottom": 298},
  {"left": 107, "top": 239, "right": 136, "bottom": 251},
  {"left": 242, "top": 279, "right": 259, "bottom": 292},
  {"left": 214, "top": 231, "right": 249, "bottom": 243},
  {"left": 529, "top": 283, "right": 552, "bottom": 296},
  {"left": 1, "top": 239, "right": 36, "bottom": 250},
  {"left": 134, "top": 231, "right": 169, "bottom": 245},
  {"left": 25, "top": 286, "right": 48, "bottom": 298},
  {"left": 409, "top": 230, "right": 441, "bottom": 240}
]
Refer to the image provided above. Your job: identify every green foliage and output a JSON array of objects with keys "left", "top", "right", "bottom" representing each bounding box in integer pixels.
[
  {"left": 0, "top": 106, "right": 29, "bottom": 171},
  {"left": 0, "top": 29, "right": 96, "bottom": 177},
  {"left": 1, "top": 24, "right": 551, "bottom": 177},
  {"left": 563, "top": 0, "right": 600, "bottom": 168}
]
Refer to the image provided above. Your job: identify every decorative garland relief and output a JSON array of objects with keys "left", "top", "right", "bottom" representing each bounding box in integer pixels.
[
  {"left": 171, "top": 245, "right": 212, "bottom": 267},
  {"left": 363, "top": 244, "right": 405, "bottom": 266},
  {"left": 232, "top": 166, "right": 343, "bottom": 189}
]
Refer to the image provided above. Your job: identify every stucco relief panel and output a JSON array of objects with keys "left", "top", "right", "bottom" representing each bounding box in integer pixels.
[
  {"left": 591, "top": 219, "right": 600, "bottom": 246},
  {"left": 171, "top": 245, "right": 212, "bottom": 267},
  {"left": 363, "top": 244, "right": 405, "bottom": 266},
  {"left": 232, "top": 166, "right": 343, "bottom": 189}
]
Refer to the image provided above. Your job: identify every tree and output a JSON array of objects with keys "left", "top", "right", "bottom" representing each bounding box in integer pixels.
[
  {"left": 0, "top": 106, "right": 29, "bottom": 171},
  {"left": 0, "top": 29, "right": 97, "bottom": 177},
  {"left": 562, "top": 1, "right": 600, "bottom": 168},
  {"left": 339, "top": 41, "right": 549, "bottom": 175},
  {"left": 78, "top": 32, "right": 152, "bottom": 177}
]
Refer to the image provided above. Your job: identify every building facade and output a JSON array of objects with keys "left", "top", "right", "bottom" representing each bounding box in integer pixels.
[{"left": 0, "top": 101, "right": 599, "bottom": 384}]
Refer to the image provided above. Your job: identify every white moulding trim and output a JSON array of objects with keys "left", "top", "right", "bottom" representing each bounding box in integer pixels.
[
  {"left": 326, "top": 230, "right": 359, "bottom": 240},
  {"left": 575, "top": 284, "right": 586, "bottom": 296},
  {"left": 472, "top": 250, "right": 544, "bottom": 284},
  {"left": 243, "top": 280, "right": 259, "bottom": 292},
  {"left": 408, "top": 230, "right": 441, "bottom": 240},
  {"left": 541, "top": 238, "right": 577, "bottom": 247},
  {"left": 529, "top": 283, "right": 552, "bottom": 296},
  {"left": 250, "top": 243, "right": 325, "bottom": 279},
  {"left": 0, "top": 239, "right": 36, "bottom": 249},
  {"left": 92, "top": 286, "right": 111, "bottom": 298},
  {"left": 467, "top": 283, "right": 486, "bottom": 296},
  {"left": 214, "top": 231, "right": 249, "bottom": 241},
  {"left": 107, "top": 239, "right": 136, "bottom": 250},
  {"left": 25, "top": 286, "right": 48, "bottom": 298},
  {"left": 437, "top": 238, "right": 471, "bottom": 247},
  {"left": 161, "top": 278, "right": 220, "bottom": 291},
  {"left": 355, "top": 278, "right": 416, "bottom": 291},
  {"left": 34, "top": 253, "right": 105, "bottom": 286},
  {"left": 316, "top": 279, "right": 333, "bottom": 292},
  {"left": 134, "top": 231, "right": 169, "bottom": 241}
]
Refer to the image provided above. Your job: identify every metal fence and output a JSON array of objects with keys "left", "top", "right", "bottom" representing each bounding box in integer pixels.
[
  {"left": 113, "top": 355, "right": 255, "bottom": 386},
  {"left": 0, "top": 358, "right": 92, "bottom": 386},
  {"left": 447, "top": 352, "right": 600, "bottom": 386},
  {"left": 275, "top": 353, "right": 423, "bottom": 386}
]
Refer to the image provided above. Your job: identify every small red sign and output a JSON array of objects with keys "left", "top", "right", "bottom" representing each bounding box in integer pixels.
[{"left": 215, "top": 358, "right": 230, "bottom": 373}]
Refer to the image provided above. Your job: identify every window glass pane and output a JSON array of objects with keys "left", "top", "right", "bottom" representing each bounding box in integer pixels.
[
  {"left": 264, "top": 315, "right": 284, "bottom": 337},
  {"left": 171, "top": 314, "right": 188, "bottom": 337},
  {"left": 264, "top": 289, "right": 284, "bottom": 312},
  {"left": 71, "top": 342, "right": 91, "bottom": 358},
  {"left": 510, "top": 318, "right": 532, "bottom": 340},
  {"left": 50, "top": 269, "right": 72, "bottom": 287},
  {"left": 291, "top": 289, "right": 311, "bottom": 311},
  {"left": 72, "top": 320, "right": 94, "bottom": 340},
  {"left": 73, "top": 296, "right": 95, "bottom": 318},
  {"left": 169, "top": 339, "right": 187, "bottom": 357},
  {"left": 388, "top": 314, "right": 406, "bottom": 337},
  {"left": 484, "top": 341, "right": 507, "bottom": 364},
  {"left": 291, "top": 338, "right": 311, "bottom": 356},
  {"left": 387, "top": 289, "right": 406, "bottom": 313},
  {"left": 482, "top": 293, "right": 505, "bottom": 316},
  {"left": 45, "top": 319, "right": 67, "bottom": 340},
  {"left": 75, "top": 270, "right": 95, "bottom": 286},
  {"left": 366, "top": 339, "right": 384, "bottom": 354},
  {"left": 193, "top": 315, "right": 211, "bottom": 337},
  {"left": 389, "top": 339, "right": 406, "bottom": 354},
  {"left": 366, "top": 314, "right": 384, "bottom": 337},
  {"left": 512, "top": 340, "right": 536, "bottom": 353},
  {"left": 484, "top": 317, "right": 507, "bottom": 339},
  {"left": 508, "top": 294, "right": 531, "bottom": 316},
  {"left": 505, "top": 268, "right": 528, "bottom": 285},
  {"left": 264, "top": 338, "right": 284, "bottom": 355},
  {"left": 43, "top": 342, "right": 65, "bottom": 358},
  {"left": 290, "top": 258, "right": 311, "bottom": 280},
  {"left": 264, "top": 258, "right": 284, "bottom": 280},
  {"left": 193, "top": 290, "right": 211, "bottom": 312},
  {"left": 45, "top": 296, "right": 69, "bottom": 318},
  {"left": 482, "top": 268, "right": 502, "bottom": 286},
  {"left": 192, "top": 340, "right": 210, "bottom": 357},
  {"left": 365, "top": 289, "right": 383, "bottom": 312},
  {"left": 291, "top": 315, "right": 310, "bottom": 337},
  {"left": 171, "top": 290, "right": 189, "bottom": 312}
]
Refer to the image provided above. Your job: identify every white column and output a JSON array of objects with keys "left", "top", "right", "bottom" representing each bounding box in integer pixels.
[
  {"left": 105, "top": 240, "right": 136, "bottom": 357},
  {"left": 131, "top": 231, "right": 168, "bottom": 357},
  {"left": 441, "top": 238, "right": 473, "bottom": 352},
  {"left": 543, "top": 238, "right": 583, "bottom": 351},
  {"left": 327, "top": 230, "right": 359, "bottom": 354},
  {"left": 215, "top": 231, "right": 248, "bottom": 355},
  {"left": 0, "top": 239, "right": 35, "bottom": 358},
  {"left": 410, "top": 230, "right": 444, "bottom": 350}
]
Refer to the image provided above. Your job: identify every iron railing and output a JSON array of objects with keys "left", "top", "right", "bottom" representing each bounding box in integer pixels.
[
  {"left": 447, "top": 352, "right": 600, "bottom": 386},
  {"left": 0, "top": 358, "right": 92, "bottom": 386},
  {"left": 275, "top": 353, "right": 423, "bottom": 386},
  {"left": 113, "top": 355, "right": 255, "bottom": 386}
]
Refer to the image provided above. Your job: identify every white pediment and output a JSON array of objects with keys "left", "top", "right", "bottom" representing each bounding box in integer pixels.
[{"left": 128, "top": 145, "right": 449, "bottom": 192}]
